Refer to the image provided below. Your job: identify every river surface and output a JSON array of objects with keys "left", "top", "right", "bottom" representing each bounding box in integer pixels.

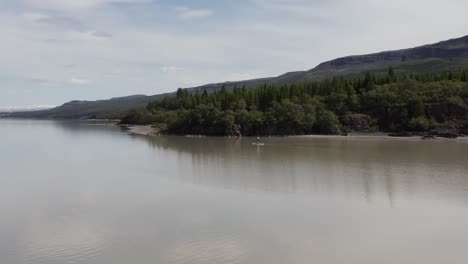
[{"left": 1, "top": 119, "right": 468, "bottom": 264}]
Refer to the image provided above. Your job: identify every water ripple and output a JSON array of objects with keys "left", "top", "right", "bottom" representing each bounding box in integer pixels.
[
  {"left": 23, "top": 222, "right": 105, "bottom": 264},
  {"left": 168, "top": 234, "right": 248, "bottom": 264}
]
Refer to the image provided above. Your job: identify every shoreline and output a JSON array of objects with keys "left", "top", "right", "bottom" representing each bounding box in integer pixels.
[
  {"left": 293, "top": 134, "right": 467, "bottom": 141},
  {"left": 122, "top": 124, "right": 159, "bottom": 136},
  {"left": 122, "top": 124, "right": 467, "bottom": 141},
  {"left": 3, "top": 118, "right": 465, "bottom": 141}
]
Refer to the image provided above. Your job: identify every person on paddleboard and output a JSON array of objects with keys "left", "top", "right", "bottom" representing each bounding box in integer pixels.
[{"left": 256, "top": 137, "right": 260, "bottom": 144}]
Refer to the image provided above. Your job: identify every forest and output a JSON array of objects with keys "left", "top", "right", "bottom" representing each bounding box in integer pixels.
[{"left": 120, "top": 69, "right": 468, "bottom": 136}]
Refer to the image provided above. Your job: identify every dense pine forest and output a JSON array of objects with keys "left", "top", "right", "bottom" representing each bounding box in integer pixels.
[{"left": 121, "top": 69, "right": 468, "bottom": 137}]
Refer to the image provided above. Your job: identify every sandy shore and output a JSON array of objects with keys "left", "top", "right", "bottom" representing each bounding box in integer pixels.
[
  {"left": 125, "top": 125, "right": 158, "bottom": 136},
  {"left": 122, "top": 126, "right": 466, "bottom": 141}
]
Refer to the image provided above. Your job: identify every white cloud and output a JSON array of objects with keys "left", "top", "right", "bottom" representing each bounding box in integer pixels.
[
  {"left": 161, "top": 66, "right": 184, "bottom": 74},
  {"left": 0, "top": 105, "right": 56, "bottom": 112},
  {"left": 29, "top": 78, "right": 60, "bottom": 87},
  {"left": 70, "top": 78, "right": 90, "bottom": 85},
  {"left": 2, "top": 0, "right": 468, "bottom": 107},
  {"left": 176, "top": 6, "right": 213, "bottom": 19},
  {"left": 39, "top": 80, "right": 59, "bottom": 87},
  {"left": 20, "top": 0, "right": 149, "bottom": 10}
]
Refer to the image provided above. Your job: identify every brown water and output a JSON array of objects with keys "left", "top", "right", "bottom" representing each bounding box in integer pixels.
[{"left": 1, "top": 119, "right": 468, "bottom": 264}]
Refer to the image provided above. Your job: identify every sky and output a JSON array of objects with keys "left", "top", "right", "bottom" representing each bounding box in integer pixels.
[{"left": 1, "top": 0, "right": 468, "bottom": 109}]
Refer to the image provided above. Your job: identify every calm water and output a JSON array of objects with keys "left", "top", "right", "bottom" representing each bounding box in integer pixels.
[{"left": 1, "top": 119, "right": 468, "bottom": 264}]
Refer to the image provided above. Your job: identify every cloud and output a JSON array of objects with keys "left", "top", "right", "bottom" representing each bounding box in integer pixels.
[
  {"left": 30, "top": 78, "right": 59, "bottom": 87},
  {"left": 20, "top": 0, "right": 150, "bottom": 10},
  {"left": 70, "top": 78, "right": 90, "bottom": 85},
  {"left": 36, "top": 15, "right": 86, "bottom": 31},
  {"left": 225, "top": 72, "right": 258, "bottom": 81},
  {"left": 90, "top": 31, "right": 113, "bottom": 38},
  {"left": 3, "top": 0, "right": 468, "bottom": 107},
  {"left": 176, "top": 6, "right": 213, "bottom": 19},
  {"left": 31, "top": 14, "right": 112, "bottom": 39},
  {"left": 30, "top": 78, "right": 49, "bottom": 83},
  {"left": 44, "top": 38, "right": 58, "bottom": 43},
  {"left": 161, "top": 66, "right": 184, "bottom": 74},
  {"left": 0, "top": 105, "right": 56, "bottom": 112},
  {"left": 21, "top": 12, "right": 49, "bottom": 21},
  {"left": 104, "top": 69, "right": 123, "bottom": 77},
  {"left": 64, "top": 64, "right": 77, "bottom": 69}
]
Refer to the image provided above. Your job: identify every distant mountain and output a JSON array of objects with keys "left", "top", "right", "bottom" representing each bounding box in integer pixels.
[
  {"left": 0, "top": 105, "right": 55, "bottom": 112},
  {"left": 8, "top": 94, "right": 170, "bottom": 119},
  {"left": 6, "top": 35, "right": 468, "bottom": 119},
  {"left": 186, "top": 35, "right": 468, "bottom": 92}
]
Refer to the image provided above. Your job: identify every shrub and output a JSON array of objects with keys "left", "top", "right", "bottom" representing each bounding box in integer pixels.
[
  {"left": 407, "top": 116, "right": 432, "bottom": 131},
  {"left": 315, "top": 110, "right": 341, "bottom": 134}
]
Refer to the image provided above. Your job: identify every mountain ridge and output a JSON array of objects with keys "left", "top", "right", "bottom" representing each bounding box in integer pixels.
[
  {"left": 187, "top": 34, "right": 468, "bottom": 91},
  {"left": 7, "top": 34, "right": 468, "bottom": 119}
]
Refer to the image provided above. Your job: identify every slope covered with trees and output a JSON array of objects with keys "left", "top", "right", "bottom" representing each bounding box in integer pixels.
[
  {"left": 6, "top": 35, "right": 468, "bottom": 120},
  {"left": 183, "top": 35, "right": 468, "bottom": 92},
  {"left": 121, "top": 69, "right": 468, "bottom": 136}
]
